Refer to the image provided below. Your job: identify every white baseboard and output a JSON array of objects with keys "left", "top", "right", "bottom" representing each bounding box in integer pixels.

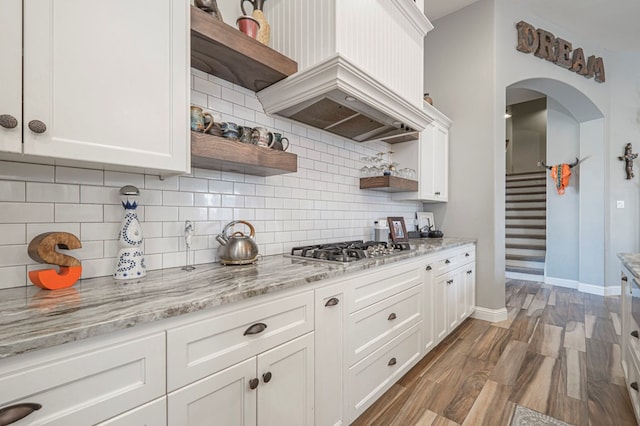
[
  {"left": 472, "top": 306, "right": 508, "bottom": 322},
  {"left": 543, "top": 276, "right": 621, "bottom": 296},
  {"left": 505, "top": 271, "right": 544, "bottom": 282}
]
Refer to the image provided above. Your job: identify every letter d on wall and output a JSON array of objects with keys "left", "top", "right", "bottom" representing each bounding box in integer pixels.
[{"left": 28, "top": 232, "right": 82, "bottom": 290}]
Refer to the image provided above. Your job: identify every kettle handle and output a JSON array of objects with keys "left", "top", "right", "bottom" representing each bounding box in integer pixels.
[{"left": 221, "top": 220, "right": 256, "bottom": 239}]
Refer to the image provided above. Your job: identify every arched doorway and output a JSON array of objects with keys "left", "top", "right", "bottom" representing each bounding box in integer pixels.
[{"left": 504, "top": 78, "right": 605, "bottom": 289}]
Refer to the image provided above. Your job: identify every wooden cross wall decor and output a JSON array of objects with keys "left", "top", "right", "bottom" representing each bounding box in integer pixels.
[{"left": 618, "top": 143, "right": 638, "bottom": 180}]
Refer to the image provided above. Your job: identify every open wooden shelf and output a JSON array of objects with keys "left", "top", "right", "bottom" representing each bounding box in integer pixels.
[
  {"left": 190, "top": 6, "right": 298, "bottom": 92},
  {"left": 191, "top": 131, "right": 297, "bottom": 176},
  {"left": 360, "top": 176, "right": 418, "bottom": 192}
]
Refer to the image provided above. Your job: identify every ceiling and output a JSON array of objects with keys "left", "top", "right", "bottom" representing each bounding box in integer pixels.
[{"left": 425, "top": 0, "right": 640, "bottom": 52}]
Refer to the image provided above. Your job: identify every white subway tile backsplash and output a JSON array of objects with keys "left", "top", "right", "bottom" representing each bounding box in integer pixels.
[
  {"left": 56, "top": 167, "right": 104, "bottom": 185},
  {"left": 55, "top": 204, "right": 103, "bottom": 223},
  {"left": 179, "top": 177, "right": 209, "bottom": 193},
  {"left": 81, "top": 186, "right": 120, "bottom": 205},
  {"left": 104, "top": 171, "right": 145, "bottom": 189},
  {"left": 0, "top": 161, "right": 54, "bottom": 182},
  {"left": 0, "top": 266, "right": 26, "bottom": 289},
  {"left": 27, "top": 182, "right": 79, "bottom": 203},
  {"left": 163, "top": 191, "right": 194, "bottom": 207},
  {"left": 0, "top": 181, "right": 25, "bottom": 202},
  {"left": 0, "top": 68, "right": 423, "bottom": 289},
  {"left": 145, "top": 206, "right": 179, "bottom": 222},
  {"left": 0, "top": 203, "right": 54, "bottom": 223}
]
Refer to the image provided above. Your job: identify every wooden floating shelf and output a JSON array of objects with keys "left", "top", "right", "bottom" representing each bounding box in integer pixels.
[
  {"left": 190, "top": 6, "right": 298, "bottom": 92},
  {"left": 360, "top": 176, "right": 418, "bottom": 192},
  {"left": 191, "top": 131, "right": 298, "bottom": 176}
]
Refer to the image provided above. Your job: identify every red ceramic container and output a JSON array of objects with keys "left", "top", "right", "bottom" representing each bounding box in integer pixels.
[{"left": 236, "top": 15, "right": 260, "bottom": 39}]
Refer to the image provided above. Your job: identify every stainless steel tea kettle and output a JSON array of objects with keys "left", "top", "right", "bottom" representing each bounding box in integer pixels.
[{"left": 216, "top": 220, "right": 259, "bottom": 265}]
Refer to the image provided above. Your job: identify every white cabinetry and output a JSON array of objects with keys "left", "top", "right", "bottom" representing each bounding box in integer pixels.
[
  {"left": 0, "top": 331, "right": 166, "bottom": 425},
  {"left": 0, "top": 0, "right": 190, "bottom": 175},
  {"left": 621, "top": 266, "right": 640, "bottom": 423},
  {"left": 393, "top": 103, "right": 451, "bottom": 202},
  {"left": 166, "top": 290, "right": 315, "bottom": 426},
  {"left": 314, "top": 283, "right": 345, "bottom": 426}
]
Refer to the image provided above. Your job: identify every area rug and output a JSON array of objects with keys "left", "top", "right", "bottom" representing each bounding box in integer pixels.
[{"left": 510, "top": 405, "right": 572, "bottom": 426}]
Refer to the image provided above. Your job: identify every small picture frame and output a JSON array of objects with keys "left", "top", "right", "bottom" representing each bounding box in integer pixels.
[
  {"left": 387, "top": 217, "right": 408, "bottom": 242},
  {"left": 416, "top": 212, "right": 435, "bottom": 232}
]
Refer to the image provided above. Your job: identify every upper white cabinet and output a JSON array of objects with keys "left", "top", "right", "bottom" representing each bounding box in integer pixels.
[
  {"left": 393, "top": 103, "right": 452, "bottom": 202},
  {"left": 0, "top": 0, "right": 190, "bottom": 175}
]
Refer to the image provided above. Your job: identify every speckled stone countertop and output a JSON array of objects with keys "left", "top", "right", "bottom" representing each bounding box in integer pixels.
[
  {"left": 619, "top": 253, "right": 640, "bottom": 279},
  {"left": 0, "top": 237, "right": 475, "bottom": 359}
]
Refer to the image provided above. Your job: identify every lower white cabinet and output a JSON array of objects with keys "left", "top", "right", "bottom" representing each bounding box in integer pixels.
[
  {"left": 0, "top": 331, "right": 166, "bottom": 426},
  {"left": 621, "top": 266, "right": 640, "bottom": 423},
  {"left": 167, "top": 333, "right": 314, "bottom": 426}
]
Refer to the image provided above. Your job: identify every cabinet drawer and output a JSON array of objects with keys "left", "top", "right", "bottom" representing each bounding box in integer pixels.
[
  {"left": 345, "top": 260, "right": 422, "bottom": 313},
  {"left": 626, "top": 345, "right": 640, "bottom": 423},
  {"left": 432, "top": 246, "right": 475, "bottom": 276},
  {"left": 99, "top": 397, "right": 167, "bottom": 426},
  {"left": 0, "top": 332, "right": 165, "bottom": 426},
  {"left": 348, "top": 285, "right": 422, "bottom": 365},
  {"left": 348, "top": 323, "right": 422, "bottom": 422},
  {"left": 167, "top": 291, "right": 314, "bottom": 391}
]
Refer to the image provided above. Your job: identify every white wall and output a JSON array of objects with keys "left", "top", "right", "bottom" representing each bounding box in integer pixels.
[
  {"left": 510, "top": 98, "right": 546, "bottom": 174},
  {"left": 545, "top": 98, "right": 579, "bottom": 281},
  {"left": 0, "top": 68, "right": 423, "bottom": 290},
  {"left": 424, "top": 0, "right": 501, "bottom": 310}
]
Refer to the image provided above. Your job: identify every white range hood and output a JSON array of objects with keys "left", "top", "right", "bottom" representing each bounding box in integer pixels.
[{"left": 258, "top": 0, "right": 433, "bottom": 143}]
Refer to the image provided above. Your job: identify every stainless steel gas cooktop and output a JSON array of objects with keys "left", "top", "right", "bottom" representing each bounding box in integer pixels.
[{"left": 288, "top": 240, "right": 412, "bottom": 264}]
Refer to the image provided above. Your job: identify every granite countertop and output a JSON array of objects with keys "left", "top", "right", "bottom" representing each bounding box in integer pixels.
[
  {"left": 619, "top": 253, "right": 640, "bottom": 279},
  {"left": 0, "top": 237, "right": 476, "bottom": 359}
]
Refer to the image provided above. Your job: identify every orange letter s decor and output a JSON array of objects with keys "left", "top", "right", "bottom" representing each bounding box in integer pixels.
[{"left": 27, "top": 232, "right": 82, "bottom": 290}]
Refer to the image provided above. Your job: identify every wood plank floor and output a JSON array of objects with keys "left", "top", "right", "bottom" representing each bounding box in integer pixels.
[{"left": 352, "top": 279, "right": 637, "bottom": 426}]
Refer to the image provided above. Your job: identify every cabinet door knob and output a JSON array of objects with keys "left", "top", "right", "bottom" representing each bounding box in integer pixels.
[
  {"left": 243, "top": 322, "right": 267, "bottom": 336},
  {"left": 447, "top": 279, "right": 454, "bottom": 285},
  {"left": 388, "top": 357, "right": 397, "bottom": 366},
  {"left": 467, "top": 270, "right": 472, "bottom": 275},
  {"left": 465, "top": 253, "right": 470, "bottom": 257},
  {"left": 631, "top": 382, "right": 639, "bottom": 392},
  {"left": 632, "top": 330, "right": 639, "bottom": 339},
  {"left": 445, "top": 259, "right": 451, "bottom": 264},
  {"left": 435, "top": 191, "right": 441, "bottom": 195},
  {"left": 0, "top": 403, "right": 42, "bottom": 425},
  {"left": 249, "top": 378, "right": 259, "bottom": 390},
  {"left": 325, "top": 297, "right": 339, "bottom": 307},
  {"left": 28, "top": 120, "right": 47, "bottom": 134},
  {"left": 426, "top": 265, "right": 432, "bottom": 271},
  {"left": 622, "top": 275, "right": 628, "bottom": 282},
  {"left": 388, "top": 313, "right": 397, "bottom": 321},
  {"left": 262, "top": 372, "right": 272, "bottom": 383},
  {"left": 0, "top": 114, "right": 18, "bottom": 129}
]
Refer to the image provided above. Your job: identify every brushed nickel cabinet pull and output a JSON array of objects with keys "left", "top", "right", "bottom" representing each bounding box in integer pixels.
[
  {"left": 243, "top": 322, "right": 267, "bottom": 336},
  {"left": 632, "top": 330, "right": 639, "bottom": 339},
  {"left": 262, "top": 372, "right": 272, "bottom": 383},
  {"left": 249, "top": 378, "right": 259, "bottom": 390},
  {"left": 325, "top": 297, "right": 339, "bottom": 307},
  {"left": 388, "top": 357, "right": 397, "bottom": 366},
  {"left": 0, "top": 114, "right": 18, "bottom": 129},
  {"left": 445, "top": 259, "right": 451, "bottom": 264},
  {"left": 28, "top": 120, "right": 47, "bottom": 134},
  {"left": 426, "top": 265, "right": 432, "bottom": 271},
  {"left": 388, "top": 313, "right": 397, "bottom": 321},
  {"left": 0, "top": 402, "right": 42, "bottom": 425},
  {"left": 631, "top": 382, "right": 639, "bottom": 392}
]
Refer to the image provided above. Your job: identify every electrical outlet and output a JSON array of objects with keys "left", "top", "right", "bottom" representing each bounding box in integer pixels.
[{"left": 617, "top": 200, "right": 625, "bottom": 209}]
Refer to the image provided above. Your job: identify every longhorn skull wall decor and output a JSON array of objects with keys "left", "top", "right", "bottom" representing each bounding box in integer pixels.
[
  {"left": 617, "top": 143, "right": 638, "bottom": 180},
  {"left": 541, "top": 157, "right": 580, "bottom": 195}
]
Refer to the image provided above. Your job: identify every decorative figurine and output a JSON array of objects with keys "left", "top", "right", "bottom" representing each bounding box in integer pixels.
[
  {"left": 114, "top": 185, "right": 147, "bottom": 280},
  {"left": 27, "top": 232, "right": 83, "bottom": 290},
  {"left": 242, "top": 0, "right": 270, "bottom": 45},
  {"left": 194, "top": 0, "right": 223, "bottom": 22},
  {"left": 618, "top": 143, "right": 638, "bottom": 180}
]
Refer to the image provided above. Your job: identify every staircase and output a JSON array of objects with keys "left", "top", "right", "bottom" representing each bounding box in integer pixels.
[{"left": 505, "top": 171, "right": 547, "bottom": 278}]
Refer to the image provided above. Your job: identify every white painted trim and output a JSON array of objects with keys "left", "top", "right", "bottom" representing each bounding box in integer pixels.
[
  {"left": 544, "top": 276, "right": 578, "bottom": 289},
  {"left": 471, "top": 307, "right": 508, "bottom": 323},
  {"left": 390, "top": 0, "right": 433, "bottom": 35},
  {"left": 505, "top": 271, "right": 544, "bottom": 282},
  {"left": 543, "top": 276, "right": 621, "bottom": 296}
]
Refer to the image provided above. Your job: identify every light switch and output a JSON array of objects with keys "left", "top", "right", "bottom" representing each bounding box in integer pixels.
[{"left": 617, "top": 200, "right": 625, "bottom": 209}]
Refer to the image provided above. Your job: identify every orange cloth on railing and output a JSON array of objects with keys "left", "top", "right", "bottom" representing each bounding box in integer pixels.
[{"left": 550, "top": 164, "right": 572, "bottom": 195}]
